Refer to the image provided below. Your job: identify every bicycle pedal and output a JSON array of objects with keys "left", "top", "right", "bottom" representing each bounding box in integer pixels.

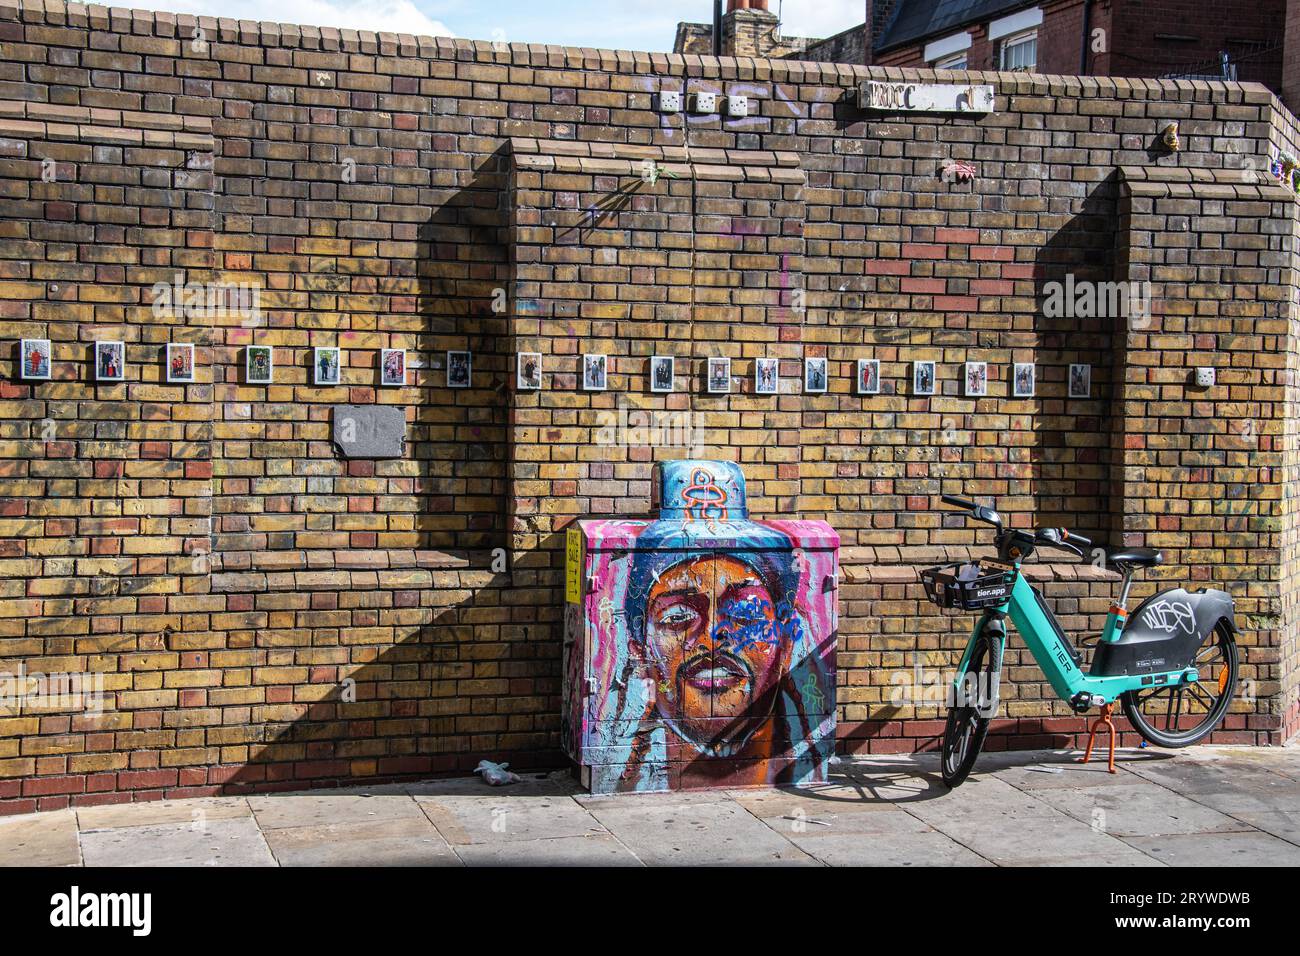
[{"left": 1070, "top": 692, "right": 1106, "bottom": 713}]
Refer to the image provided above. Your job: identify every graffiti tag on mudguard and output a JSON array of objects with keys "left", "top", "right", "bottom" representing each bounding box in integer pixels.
[{"left": 1141, "top": 599, "right": 1196, "bottom": 635}]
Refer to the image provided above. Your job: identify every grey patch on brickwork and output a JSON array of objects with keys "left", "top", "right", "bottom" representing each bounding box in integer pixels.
[{"left": 332, "top": 405, "right": 405, "bottom": 459}]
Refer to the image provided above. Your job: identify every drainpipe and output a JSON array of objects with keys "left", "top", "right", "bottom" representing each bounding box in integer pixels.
[
  {"left": 1080, "top": 0, "right": 1094, "bottom": 74},
  {"left": 713, "top": 0, "right": 723, "bottom": 56}
]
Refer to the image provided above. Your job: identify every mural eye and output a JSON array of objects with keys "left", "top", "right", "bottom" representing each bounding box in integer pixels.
[{"left": 656, "top": 604, "right": 699, "bottom": 630}]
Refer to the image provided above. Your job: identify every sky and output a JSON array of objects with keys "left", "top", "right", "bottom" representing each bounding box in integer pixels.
[{"left": 119, "top": 0, "right": 868, "bottom": 51}]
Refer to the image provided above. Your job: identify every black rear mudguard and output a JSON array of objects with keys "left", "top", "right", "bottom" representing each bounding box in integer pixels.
[{"left": 1090, "top": 588, "right": 1236, "bottom": 678}]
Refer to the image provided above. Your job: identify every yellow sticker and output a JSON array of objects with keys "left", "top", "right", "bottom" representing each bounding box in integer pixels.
[{"left": 565, "top": 527, "right": 582, "bottom": 604}]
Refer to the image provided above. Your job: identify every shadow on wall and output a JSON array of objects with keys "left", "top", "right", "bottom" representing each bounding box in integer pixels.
[
  {"left": 1028, "top": 169, "right": 1124, "bottom": 546},
  {"left": 218, "top": 146, "right": 558, "bottom": 794}
]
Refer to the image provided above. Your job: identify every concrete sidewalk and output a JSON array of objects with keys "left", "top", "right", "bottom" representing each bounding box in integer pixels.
[{"left": 2, "top": 746, "right": 1298, "bottom": 866}]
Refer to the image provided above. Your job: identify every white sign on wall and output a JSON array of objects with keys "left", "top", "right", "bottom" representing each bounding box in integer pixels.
[{"left": 859, "top": 81, "right": 995, "bottom": 114}]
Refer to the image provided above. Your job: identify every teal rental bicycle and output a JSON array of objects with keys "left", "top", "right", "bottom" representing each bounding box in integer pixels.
[{"left": 922, "top": 496, "right": 1239, "bottom": 788}]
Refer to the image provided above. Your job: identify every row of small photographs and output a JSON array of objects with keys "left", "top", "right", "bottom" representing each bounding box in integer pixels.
[
  {"left": 19, "top": 341, "right": 1093, "bottom": 398},
  {"left": 519, "top": 353, "right": 1094, "bottom": 399},
  {"left": 17, "top": 340, "right": 415, "bottom": 387}
]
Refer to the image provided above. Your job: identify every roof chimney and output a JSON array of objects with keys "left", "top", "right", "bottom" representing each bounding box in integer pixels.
[{"left": 728, "top": 1, "right": 769, "bottom": 11}]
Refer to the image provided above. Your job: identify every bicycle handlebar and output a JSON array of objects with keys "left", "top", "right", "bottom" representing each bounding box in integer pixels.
[{"left": 942, "top": 496, "right": 1093, "bottom": 558}]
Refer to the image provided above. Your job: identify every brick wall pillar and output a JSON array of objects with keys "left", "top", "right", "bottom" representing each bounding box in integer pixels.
[{"left": 1115, "top": 166, "right": 1299, "bottom": 742}]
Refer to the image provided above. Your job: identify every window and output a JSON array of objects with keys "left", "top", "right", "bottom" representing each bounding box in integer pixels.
[
  {"left": 925, "top": 30, "right": 971, "bottom": 69},
  {"left": 999, "top": 29, "right": 1037, "bottom": 71}
]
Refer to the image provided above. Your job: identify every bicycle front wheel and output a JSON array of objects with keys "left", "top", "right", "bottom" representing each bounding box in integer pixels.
[
  {"left": 1120, "top": 622, "right": 1238, "bottom": 748},
  {"left": 941, "top": 630, "right": 1000, "bottom": 788}
]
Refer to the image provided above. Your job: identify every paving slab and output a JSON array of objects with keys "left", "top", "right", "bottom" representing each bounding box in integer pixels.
[
  {"left": 788, "top": 827, "right": 994, "bottom": 867},
  {"left": 1122, "top": 830, "right": 1300, "bottom": 866},
  {"left": 1223, "top": 810, "right": 1300, "bottom": 846},
  {"left": 1125, "top": 757, "right": 1300, "bottom": 813},
  {"left": 417, "top": 794, "right": 606, "bottom": 845},
  {"left": 992, "top": 758, "right": 1148, "bottom": 791},
  {"left": 585, "top": 796, "right": 818, "bottom": 866},
  {"left": 78, "top": 797, "right": 251, "bottom": 831},
  {"left": 1032, "top": 783, "right": 1248, "bottom": 837},
  {"left": 80, "top": 816, "right": 276, "bottom": 867},
  {"left": 248, "top": 793, "right": 429, "bottom": 830},
  {"left": 727, "top": 784, "right": 908, "bottom": 825},
  {"left": 901, "top": 776, "right": 1162, "bottom": 866},
  {"left": 262, "top": 816, "right": 461, "bottom": 867},
  {"left": 405, "top": 773, "right": 580, "bottom": 799},
  {"left": 454, "top": 833, "right": 643, "bottom": 867},
  {"left": 0, "top": 810, "right": 80, "bottom": 867}
]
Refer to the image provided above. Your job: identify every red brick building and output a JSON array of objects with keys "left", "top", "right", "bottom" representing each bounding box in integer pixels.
[
  {"left": 870, "top": 0, "right": 1285, "bottom": 91},
  {"left": 688, "top": 1, "right": 1287, "bottom": 98}
]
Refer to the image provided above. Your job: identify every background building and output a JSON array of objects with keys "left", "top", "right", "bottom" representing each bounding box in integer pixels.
[{"left": 678, "top": 1, "right": 1289, "bottom": 100}]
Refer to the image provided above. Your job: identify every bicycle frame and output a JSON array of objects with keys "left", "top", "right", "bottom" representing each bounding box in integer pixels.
[{"left": 955, "top": 572, "right": 1201, "bottom": 708}]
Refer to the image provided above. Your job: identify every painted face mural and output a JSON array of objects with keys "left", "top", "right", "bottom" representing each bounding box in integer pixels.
[
  {"left": 562, "top": 460, "right": 838, "bottom": 793},
  {"left": 644, "top": 553, "right": 794, "bottom": 750}
]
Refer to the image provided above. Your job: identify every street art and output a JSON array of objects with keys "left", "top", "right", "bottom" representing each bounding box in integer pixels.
[{"left": 562, "top": 460, "right": 838, "bottom": 793}]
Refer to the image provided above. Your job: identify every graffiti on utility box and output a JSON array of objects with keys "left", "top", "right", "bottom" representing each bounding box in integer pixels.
[{"left": 562, "top": 460, "right": 839, "bottom": 793}]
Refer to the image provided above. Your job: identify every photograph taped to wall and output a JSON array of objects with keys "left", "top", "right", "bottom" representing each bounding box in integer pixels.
[
  {"left": 517, "top": 351, "right": 542, "bottom": 390},
  {"left": 964, "top": 361, "right": 987, "bottom": 397},
  {"left": 1013, "top": 362, "right": 1036, "bottom": 397},
  {"left": 804, "top": 356, "right": 827, "bottom": 393},
  {"left": 246, "top": 345, "right": 272, "bottom": 384},
  {"left": 707, "top": 356, "right": 731, "bottom": 394},
  {"left": 582, "top": 353, "right": 607, "bottom": 391},
  {"left": 167, "top": 343, "right": 195, "bottom": 384},
  {"left": 912, "top": 360, "right": 935, "bottom": 396},
  {"left": 755, "top": 357, "right": 778, "bottom": 395},
  {"left": 1069, "top": 363, "right": 1091, "bottom": 398},
  {"left": 20, "top": 338, "right": 51, "bottom": 380},
  {"left": 380, "top": 348, "right": 406, "bottom": 387},
  {"left": 314, "top": 346, "right": 342, "bottom": 386},
  {"left": 447, "top": 350, "right": 472, "bottom": 388},
  {"left": 650, "top": 355, "right": 674, "bottom": 393},
  {"left": 856, "top": 358, "right": 880, "bottom": 395},
  {"left": 95, "top": 340, "right": 125, "bottom": 382}
]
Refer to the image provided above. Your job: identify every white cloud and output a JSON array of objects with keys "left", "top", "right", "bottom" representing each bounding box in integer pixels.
[
  {"left": 778, "top": 0, "right": 867, "bottom": 40},
  {"left": 121, "top": 0, "right": 455, "bottom": 37}
]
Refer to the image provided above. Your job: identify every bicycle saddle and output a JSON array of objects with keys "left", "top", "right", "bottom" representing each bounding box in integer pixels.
[{"left": 1106, "top": 547, "right": 1163, "bottom": 569}]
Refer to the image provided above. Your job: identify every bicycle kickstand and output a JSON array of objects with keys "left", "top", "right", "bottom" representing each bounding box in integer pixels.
[{"left": 1080, "top": 701, "right": 1118, "bottom": 774}]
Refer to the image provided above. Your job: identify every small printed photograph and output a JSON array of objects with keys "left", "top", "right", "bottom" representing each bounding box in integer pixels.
[
  {"left": 804, "top": 357, "right": 827, "bottom": 394},
  {"left": 912, "top": 360, "right": 936, "bottom": 396},
  {"left": 314, "top": 346, "right": 342, "bottom": 386},
  {"left": 167, "top": 343, "right": 195, "bottom": 384},
  {"left": 246, "top": 345, "right": 273, "bottom": 384},
  {"left": 857, "top": 358, "right": 880, "bottom": 395},
  {"left": 1013, "top": 362, "right": 1036, "bottom": 398},
  {"left": 582, "top": 353, "right": 607, "bottom": 391},
  {"left": 517, "top": 351, "right": 542, "bottom": 390},
  {"left": 380, "top": 348, "right": 407, "bottom": 387},
  {"left": 707, "top": 357, "right": 731, "bottom": 394},
  {"left": 755, "top": 357, "right": 779, "bottom": 395},
  {"left": 447, "top": 350, "right": 472, "bottom": 389},
  {"left": 95, "top": 340, "right": 125, "bottom": 382},
  {"left": 20, "top": 338, "right": 51, "bottom": 380},
  {"left": 650, "top": 355, "right": 674, "bottom": 393},
  {"left": 1069, "top": 363, "right": 1091, "bottom": 398},
  {"left": 964, "top": 361, "right": 988, "bottom": 397}
]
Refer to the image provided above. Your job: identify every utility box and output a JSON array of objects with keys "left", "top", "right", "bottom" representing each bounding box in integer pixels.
[{"left": 561, "top": 460, "right": 839, "bottom": 794}]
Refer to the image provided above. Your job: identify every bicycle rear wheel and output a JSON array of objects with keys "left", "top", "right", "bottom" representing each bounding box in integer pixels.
[
  {"left": 1120, "top": 622, "right": 1237, "bottom": 748},
  {"left": 941, "top": 630, "right": 1001, "bottom": 788}
]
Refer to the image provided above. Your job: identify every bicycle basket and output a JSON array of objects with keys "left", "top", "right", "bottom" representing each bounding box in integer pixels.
[{"left": 920, "top": 561, "right": 1018, "bottom": 611}]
